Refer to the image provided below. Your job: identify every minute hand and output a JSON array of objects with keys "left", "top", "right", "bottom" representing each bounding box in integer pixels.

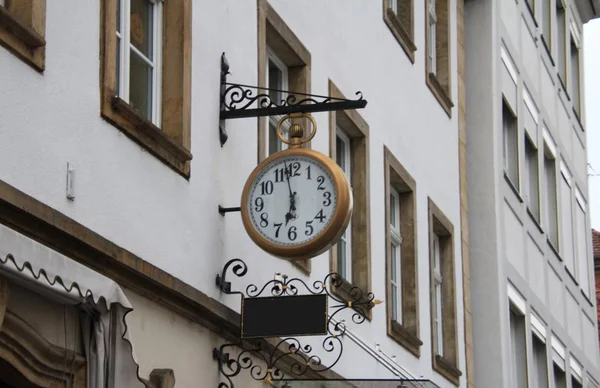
[{"left": 284, "top": 163, "right": 297, "bottom": 225}]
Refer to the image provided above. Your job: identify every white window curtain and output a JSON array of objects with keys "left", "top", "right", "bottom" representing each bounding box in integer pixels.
[{"left": 0, "top": 224, "right": 144, "bottom": 388}]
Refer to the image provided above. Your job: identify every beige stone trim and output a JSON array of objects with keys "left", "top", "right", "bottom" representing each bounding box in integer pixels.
[
  {"left": 425, "top": 0, "right": 454, "bottom": 117},
  {"left": 428, "top": 198, "right": 462, "bottom": 385},
  {"left": 382, "top": 0, "right": 416, "bottom": 63},
  {"left": 100, "top": 0, "right": 193, "bottom": 178},
  {"left": 0, "top": 0, "right": 46, "bottom": 72},
  {"left": 328, "top": 80, "right": 372, "bottom": 317},
  {"left": 384, "top": 146, "right": 422, "bottom": 357},
  {"left": 456, "top": 0, "right": 474, "bottom": 386}
]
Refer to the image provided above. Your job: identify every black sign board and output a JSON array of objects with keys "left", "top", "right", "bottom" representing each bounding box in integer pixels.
[{"left": 241, "top": 294, "right": 328, "bottom": 338}]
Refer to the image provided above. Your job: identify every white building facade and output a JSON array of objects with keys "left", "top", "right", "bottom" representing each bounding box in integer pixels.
[
  {"left": 465, "top": 0, "right": 600, "bottom": 387},
  {"left": 0, "top": 0, "right": 473, "bottom": 387}
]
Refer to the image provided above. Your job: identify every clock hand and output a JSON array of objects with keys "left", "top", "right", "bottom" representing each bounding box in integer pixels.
[{"left": 284, "top": 162, "right": 297, "bottom": 225}]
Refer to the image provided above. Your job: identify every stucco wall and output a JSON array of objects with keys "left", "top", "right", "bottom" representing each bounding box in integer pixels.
[{"left": 0, "top": 0, "right": 465, "bottom": 385}]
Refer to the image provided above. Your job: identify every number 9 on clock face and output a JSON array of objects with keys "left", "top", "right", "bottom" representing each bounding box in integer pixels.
[{"left": 241, "top": 149, "right": 353, "bottom": 261}]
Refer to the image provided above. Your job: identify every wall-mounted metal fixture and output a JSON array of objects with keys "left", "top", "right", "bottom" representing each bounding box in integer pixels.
[
  {"left": 66, "top": 163, "right": 75, "bottom": 200},
  {"left": 218, "top": 53, "right": 367, "bottom": 146},
  {"left": 213, "top": 258, "right": 382, "bottom": 388}
]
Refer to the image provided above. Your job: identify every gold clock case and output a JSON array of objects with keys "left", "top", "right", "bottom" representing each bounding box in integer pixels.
[{"left": 241, "top": 147, "right": 353, "bottom": 261}]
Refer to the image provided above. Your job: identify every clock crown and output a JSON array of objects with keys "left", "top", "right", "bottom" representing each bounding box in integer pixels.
[{"left": 288, "top": 123, "right": 305, "bottom": 148}]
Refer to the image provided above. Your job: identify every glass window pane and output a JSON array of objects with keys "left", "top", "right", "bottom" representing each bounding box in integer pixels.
[
  {"left": 391, "top": 245, "right": 397, "bottom": 281},
  {"left": 129, "top": 50, "right": 153, "bottom": 121},
  {"left": 116, "top": 36, "right": 121, "bottom": 94},
  {"left": 390, "top": 193, "right": 396, "bottom": 228},
  {"left": 391, "top": 284, "right": 398, "bottom": 320},
  {"left": 269, "top": 121, "right": 280, "bottom": 155},
  {"left": 337, "top": 240, "right": 347, "bottom": 278},
  {"left": 336, "top": 136, "right": 345, "bottom": 171},
  {"left": 268, "top": 59, "right": 283, "bottom": 103},
  {"left": 117, "top": 0, "right": 121, "bottom": 32},
  {"left": 130, "top": 0, "right": 154, "bottom": 58}
]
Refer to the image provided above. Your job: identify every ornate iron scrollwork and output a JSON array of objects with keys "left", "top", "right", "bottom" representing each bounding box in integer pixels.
[
  {"left": 213, "top": 258, "right": 381, "bottom": 387},
  {"left": 218, "top": 53, "right": 367, "bottom": 146}
]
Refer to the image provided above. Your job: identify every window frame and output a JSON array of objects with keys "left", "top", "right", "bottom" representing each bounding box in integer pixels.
[
  {"left": 382, "top": 0, "right": 416, "bottom": 62},
  {"left": 0, "top": 0, "right": 47, "bottom": 71},
  {"left": 328, "top": 80, "right": 372, "bottom": 318},
  {"left": 100, "top": 0, "right": 193, "bottom": 178},
  {"left": 502, "top": 98, "right": 520, "bottom": 192},
  {"left": 335, "top": 127, "right": 353, "bottom": 282},
  {"left": 257, "top": 0, "right": 311, "bottom": 163},
  {"left": 384, "top": 146, "right": 422, "bottom": 356},
  {"left": 569, "top": 29, "right": 581, "bottom": 120},
  {"left": 543, "top": 136, "right": 559, "bottom": 250},
  {"left": 556, "top": 0, "right": 568, "bottom": 93},
  {"left": 424, "top": 0, "right": 453, "bottom": 116},
  {"left": 266, "top": 47, "right": 290, "bottom": 156},
  {"left": 389, "top": 187, "right": 402, "bottom": 323},
  {"left": 116, "top": 0, "right": 163, "bottom": 126},
  {"left": 524, "top": 133, "right": 540, "bottom": 222},
  {"left": 428, "top": 198, "right": 461, "bottom": 384},
  {"left": 559, "top": 162, "right": 575, "bottom": 277}
]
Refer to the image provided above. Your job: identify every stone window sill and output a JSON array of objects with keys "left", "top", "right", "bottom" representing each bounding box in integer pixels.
[
  {"left": 331, "top": 277, "right": 373, "bottom": 321},
  {"left": 433, "top": 354, "right": 462, "bottom": 386},
  {"left": 503, "top": 171, "right": 523, "bottom": 203},
  {"left": 388, "top": 319, "right": 422, "bottom": 357},
  {"left": 104, "top": 97, "right": 193, "bottom": 178},
  {"left": 0, "top": 5, "right": 45, "bottom": 71},
  {"left": 526, "top": 207, "right": 544, "bottom": 234},
  {"left": 383, "top": 8, "right": 416, "bottom": 63},
  {"left": 426, "top": 73, "right": 453, "bottom": 117}
]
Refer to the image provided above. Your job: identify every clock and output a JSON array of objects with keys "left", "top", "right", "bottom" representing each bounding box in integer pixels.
[{"left": 241, "top": 118, "right": 353, "bottom": 261}]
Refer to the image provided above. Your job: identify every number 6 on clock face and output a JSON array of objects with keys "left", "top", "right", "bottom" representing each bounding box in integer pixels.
[{"left": 241, "top": 148, "right": 353, "bottom": 261}]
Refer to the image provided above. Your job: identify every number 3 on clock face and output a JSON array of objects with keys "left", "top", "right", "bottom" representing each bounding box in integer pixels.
[{"left": 241, "top": 149, "right": 353, "bottom": 261}]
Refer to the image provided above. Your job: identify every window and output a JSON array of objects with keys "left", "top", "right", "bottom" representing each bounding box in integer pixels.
[
  {"left": 553, "top": 364, "right": 567, "bottom": 388},
  {"left": 258, "top": 0, "right": 311, "bottom": 162},
  {"left": 0, "top": 0, "right": 47, "bottom": 71},
  {"left": 570, "top": 35, "right": 581, "bottom": 116},
  {"left": 503, "top": 100, "right": 519, "bottom": 190},
  {"left": 390, "top": 188, "right": 402, "bottom": 323},
  {"left": 525, "top": 0, "right": 535, "bottom": 20},
  {"left": 336, "top": 128, "right": 352, "bottom": 282},
  {"left": 509, "top": 306, "right": 528, "bottom": 388},
  {"left": 557, "top": 1, "right": 567, "bottom": 86},
  {"left": 524, "top": 135, "right": 540, "bottom": 220},
  {"left": 559, "top": 164, "right": 575, "bottom": 276},
  {"left": 543, "top": 139, "right": 559, "bottom": 248},
  {"left": 101, "top": 0, "right": 193, "bottom": 177},
  {"left": 428, "top": 0, "right": 437, "bottom": 74},
  {"left": 575, "top": 194, "right": 590, "bottom": 296},
  {"left": 428, "top": 199, "right": 461, "bottom": 384},
  {"left": 425, "top": 0, "right": 453, "bottom": 116},
  {"left": 385, "top": 147, "right": 421, "bottom": 356},
  {"left": 541, "top": 0, "right": 551, "bottom": 53},
  {"left": 267, "top": 49, "right": 290, "bottom": 156},
  {"left": 432, "top": 234, "right": 444, "bottom": 355},
  {"left": 328, "top": 80, "right": 371, "bottom": 309},
  {"left": 383, "top": 0, "right": 416, "bottom": 62},
  {"left": 531, "top": 333, "right": 548, "bottom": 388},
  {"left": 116, "top": 0, "right": 163, "bottom": 125}
]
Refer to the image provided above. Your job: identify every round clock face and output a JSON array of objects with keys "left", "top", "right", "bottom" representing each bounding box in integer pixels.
[{"left": 246, "top": 154, "right": 338, "bottom": 247}]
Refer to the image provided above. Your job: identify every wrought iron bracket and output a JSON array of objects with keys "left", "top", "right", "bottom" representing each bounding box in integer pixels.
[
  {"left": 213, "top": 258, "right": 382, "bottom": 388},
  {"left": 218, "top": 205, "right": 241, "bottom": 216},
  {"left": 219, "top": 52, "right": 368, "bottom": 146}
]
